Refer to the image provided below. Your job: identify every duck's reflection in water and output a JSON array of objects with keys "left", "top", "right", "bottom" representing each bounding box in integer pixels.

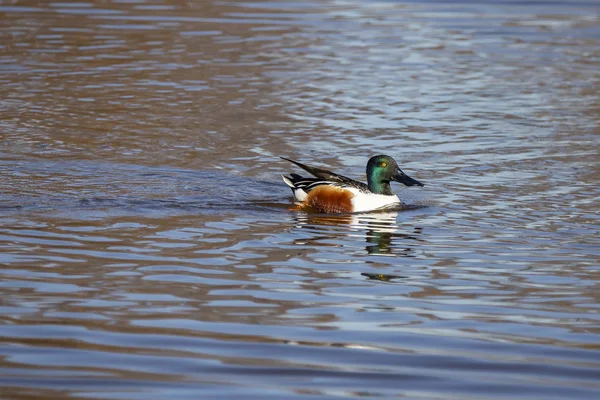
[{"left": 292, "top": 212, "right": 423, "bottom": 257}]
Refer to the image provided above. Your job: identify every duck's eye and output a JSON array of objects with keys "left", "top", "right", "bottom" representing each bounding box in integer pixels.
[{"left": 381, "top": 162, "right": 387, "bottom": 167}]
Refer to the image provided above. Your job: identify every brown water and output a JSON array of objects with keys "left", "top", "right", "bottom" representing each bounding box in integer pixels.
[{"left": 1, "top": 0, "right": 600, "bottom": 399}]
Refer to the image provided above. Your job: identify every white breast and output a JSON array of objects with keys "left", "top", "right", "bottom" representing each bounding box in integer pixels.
[{"left": 347, "top": 188, "right": 400, "bottom": 213}]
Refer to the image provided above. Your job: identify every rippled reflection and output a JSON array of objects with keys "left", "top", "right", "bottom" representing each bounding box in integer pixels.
[{"left": 292, "top": 212, "right": 425, "bottom": 257}]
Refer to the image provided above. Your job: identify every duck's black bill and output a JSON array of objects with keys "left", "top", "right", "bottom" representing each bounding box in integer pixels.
[{"left": 393, "top": 169, "right": 424, "bottom": 187}]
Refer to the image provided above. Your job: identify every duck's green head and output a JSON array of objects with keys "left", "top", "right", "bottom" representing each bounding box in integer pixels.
[{"left": 366, "top": 155, "right": 424, "bottom": 195}]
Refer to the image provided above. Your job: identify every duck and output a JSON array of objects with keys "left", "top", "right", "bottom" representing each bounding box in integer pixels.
[{"left": 281, "top": 155, "right": 424, "bottom": 214}]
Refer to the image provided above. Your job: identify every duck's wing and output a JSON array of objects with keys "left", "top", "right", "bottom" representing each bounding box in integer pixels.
[{"left": 280, "top": 157, "right": 369, "bottom": 191}]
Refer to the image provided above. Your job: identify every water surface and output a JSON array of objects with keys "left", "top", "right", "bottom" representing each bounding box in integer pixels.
[{"left": 1, "top": 0, "right": 599, "bottom": 399}]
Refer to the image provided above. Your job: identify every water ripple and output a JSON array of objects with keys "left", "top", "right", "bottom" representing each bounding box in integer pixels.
[{"left": 1, "top": 0, "right": 599, "bottom": 399}]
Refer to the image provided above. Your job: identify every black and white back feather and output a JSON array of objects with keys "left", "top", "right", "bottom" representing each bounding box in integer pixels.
[
  {"left": 281, "top": 157, "right": 369, "bottom": 202},
  {"left": 281, "top": 174, "right": 334, "bottom": 201}
]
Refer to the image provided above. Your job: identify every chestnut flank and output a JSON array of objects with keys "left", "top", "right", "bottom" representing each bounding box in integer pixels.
[{"left": 305, "top": 186, "right": 354, "bottom": 213}]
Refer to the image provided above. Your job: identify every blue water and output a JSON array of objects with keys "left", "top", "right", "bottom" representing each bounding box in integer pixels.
[{"left": 1, "top": 0, "right": 599, "bottom": 399}]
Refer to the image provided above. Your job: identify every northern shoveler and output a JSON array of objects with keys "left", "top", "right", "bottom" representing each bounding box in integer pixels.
[{"left": 281, "top": 155, "right": 424, "bottom": 213}]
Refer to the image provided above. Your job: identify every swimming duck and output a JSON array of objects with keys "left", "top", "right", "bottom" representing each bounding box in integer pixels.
[{"left": 281, "top": 155, "right": 424, "bottom": 213}]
